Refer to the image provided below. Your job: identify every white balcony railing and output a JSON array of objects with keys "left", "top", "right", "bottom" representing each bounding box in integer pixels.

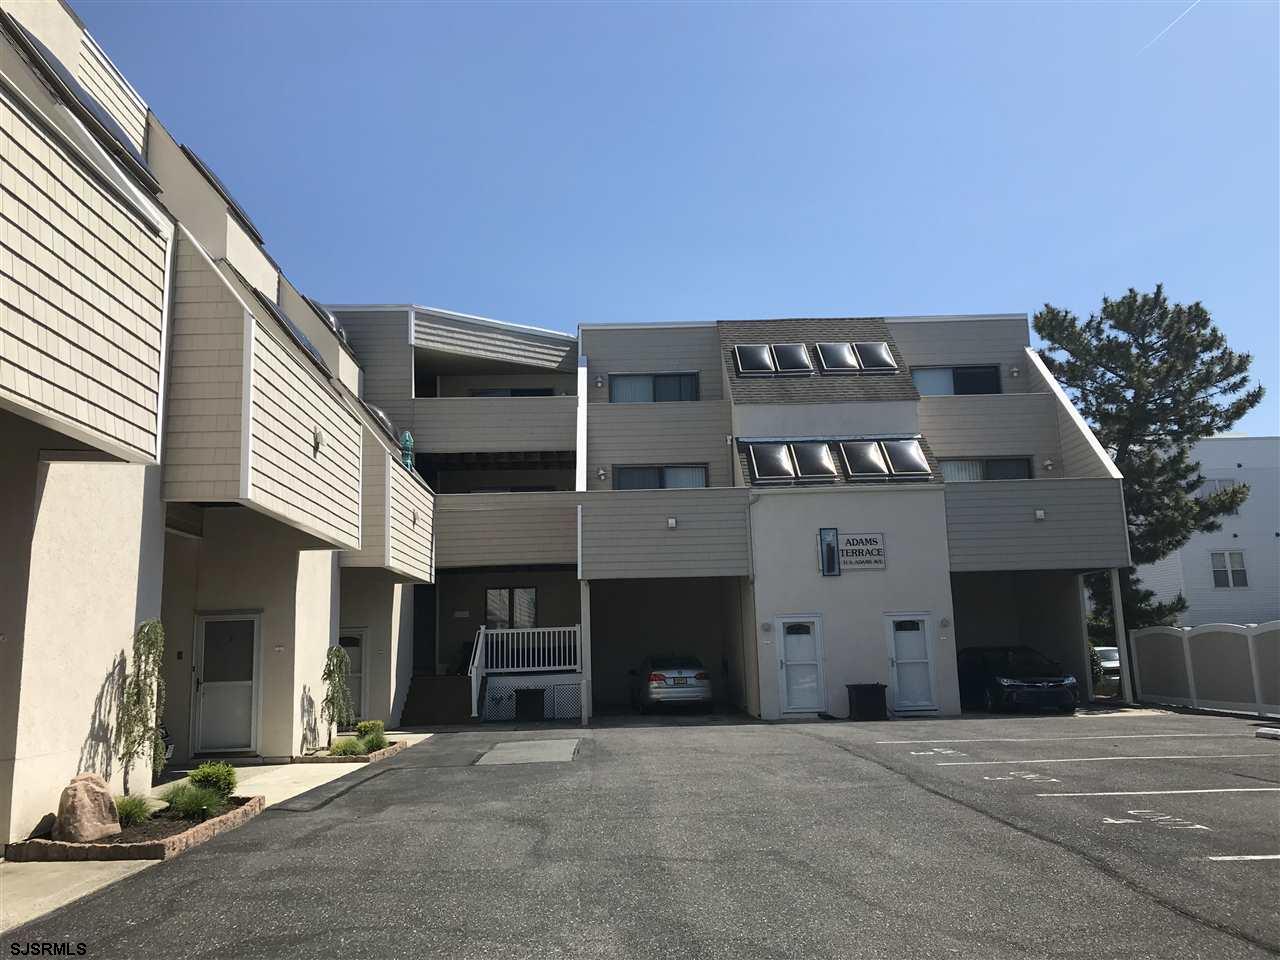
[{"left": 468, "top": 625, "right": 582, "bottom": 718}]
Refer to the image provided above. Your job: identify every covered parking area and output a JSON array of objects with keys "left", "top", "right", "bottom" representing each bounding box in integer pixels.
[{"left": 586, "top": 577, "right": 757, "bottom": 716}]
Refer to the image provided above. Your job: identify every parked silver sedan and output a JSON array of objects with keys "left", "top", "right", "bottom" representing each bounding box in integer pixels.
[{"left": 629, "top": 656, "right": 712, "bottom": 712}]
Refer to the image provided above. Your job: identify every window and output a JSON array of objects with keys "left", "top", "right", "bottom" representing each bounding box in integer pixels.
[
  {"left": 613, "top": 465, "right": 707, "bottom": 490},
  {"left": 816, "top": 342, "right": 861, "bottom": 373},
  {"left": 748, "top": 444, "right": 796, "bottom": 481},
  {"left": 1210, "top": 552, "right": 1248, "bottom": 588},
  {"left": 734, "top": 345, "right": 776, "bottom": 375},
  {"left": 485, "top": 587, "right": 537, "bottom": 628},
  {"left": 609, "top": 373, "right": 699, "bottom": 402},
  {"left": 791, "top": 443, "right": 838, "bottom": 479},
  {"left": 469, "top": 387, "right": 555, "bottom": 397},
  {"left": 772, "top": 343, "right": 814, "bottom": 374},
  {"left": 852, "top": 342, "right": 897, "bottom": 371},
  {"left": 940, "top": 458, "right": 1032, "bottom": 482},
  {"left": 838, "top": 441, "right": 889, "bottom": 477},
  {"left": 912, "top": 365, "right": 1001, "bottom": 395},
  {"left": 880, "top": 439, "right": 930, "bottom": 475}
]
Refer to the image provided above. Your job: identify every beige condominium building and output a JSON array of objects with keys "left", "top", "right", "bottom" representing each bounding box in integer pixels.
[
  {"left": 0, "top": 0, "right": 1130, "bottom": 845},
  {"left": 0, "top": 0, "right": 432, "bottom": 844}
]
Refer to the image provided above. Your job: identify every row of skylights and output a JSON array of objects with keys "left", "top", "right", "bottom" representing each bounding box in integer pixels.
[
  {"left": 747, "top": 439, "right": 931, "bottom": 483},
  {"left": 733, "top": 342, "right": 897, "bottom": 377}
]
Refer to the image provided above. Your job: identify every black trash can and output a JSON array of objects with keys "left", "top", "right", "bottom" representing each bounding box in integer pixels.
[{"left": 847, "top": 683, "right": 888, "bottom": 721}]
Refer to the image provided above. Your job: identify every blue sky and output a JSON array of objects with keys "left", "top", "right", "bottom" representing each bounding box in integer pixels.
[{"left": 82, "top": 0, "right": 1277, "bottom": 435}]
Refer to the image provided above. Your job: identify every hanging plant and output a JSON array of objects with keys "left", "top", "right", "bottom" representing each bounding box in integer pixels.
[
  {"left": 320, "top": 645, "right": 355, "bottom": 742},
  {"left": 116, "top": 619, "right": 166, "bottom": 796}
]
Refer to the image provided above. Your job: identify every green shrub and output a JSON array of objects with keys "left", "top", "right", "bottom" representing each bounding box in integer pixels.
[
  {"left": 188, "top": 760, "right": 237, "bottom": 800},
  {"left": 115, "top": 794, "right": 152, "bottom": 829},
  {"left": 328, "top": 737, "right": 366, "bottom": 757},
  {"left": 355, "top": 720, "right": 384, "bottom": 739},
  {"left": 161, "top": 783, "right": 227, "bottom": 821},
  {"left": 360, "top": 730, "right": 389, "bottom": 752}
]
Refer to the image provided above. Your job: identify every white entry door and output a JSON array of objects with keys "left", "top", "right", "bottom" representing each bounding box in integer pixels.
[
  {"left": 339, "top": 631, "right": 365, "bottom": 720},
  {"left": 886, "top": 615, "right": 936, "bottom": 712},
  {"left": 778, "top": 617, "right": 824, "bottom": 712},
  {"left": 195, "top": 616, "right": 259, "bottom": 752}
]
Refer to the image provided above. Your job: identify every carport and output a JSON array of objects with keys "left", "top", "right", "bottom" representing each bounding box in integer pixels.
[
  {"left": 949, "top": 570, "right": 1095, "bottom": 706},
  {"left": 585, "top": 577, "right": 757, "bottom": 715}
]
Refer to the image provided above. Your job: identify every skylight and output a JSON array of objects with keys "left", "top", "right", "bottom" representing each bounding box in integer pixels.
[
  {"left": 735, "top": 344, "right": 775, "bottom": 375},
  {"left": 838, "top": 441, "right": 890, "bottom": 477},
  {"left": 748, "top": 443, "right": 795, "bottom": 481},
  {"left": 791, "top": 442, "right": 839, "bottom": 479},
  {"left": 772, "top": 343, "right": 814, "bottom": 374},
  {"left": 816, "top": 342, "right": 860, "bottom": 373},
  {"left": 852, "top": 341, "right": 897, "bottom": 370},
  {"left": 881, "top": 439, "right": 931, "bottom": 475}
]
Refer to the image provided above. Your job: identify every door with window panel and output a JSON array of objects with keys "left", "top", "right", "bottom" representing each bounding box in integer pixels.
[
  {"left": 887, "top": 616, "right": 936, "bottom": 712},
  {"left": 486, "top": 587, "right": 537, "bottom": 628}
]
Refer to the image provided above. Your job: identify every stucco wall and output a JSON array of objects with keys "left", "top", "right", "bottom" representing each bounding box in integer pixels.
[
  {"left": 339, "top": 568, "right": 414, "bottom": 726},
  {"left": 748, "top": 486, "right": 959, "bottom": 718},
  {"left": 159, "top": 507, "right": 337, "bottom": 762},
  {"left": 1, "top": 419, "right": 165, "bottom": 842}
]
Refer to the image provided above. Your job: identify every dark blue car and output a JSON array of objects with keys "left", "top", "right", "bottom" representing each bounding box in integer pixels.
[{"left": 957, "top": 646, "right": 1079, "bottom": 713}]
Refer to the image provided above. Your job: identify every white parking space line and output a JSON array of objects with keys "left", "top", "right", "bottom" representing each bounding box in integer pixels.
[
  {"left": 937, "top": 753, "right": 1273, "bottom": 766},
  {"left": 1206, "top": 855, "right": 1280, "bottom": 862},
  {"left": 1036, "top": 788, "right": 1280, "bottom": 797},
  {"left": 876, "top": 734, "right": 1250, "bottom": 745}
]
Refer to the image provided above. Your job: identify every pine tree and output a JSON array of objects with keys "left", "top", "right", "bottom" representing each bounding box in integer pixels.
[{"left": 1034, "top": 286, "right": 1263, "bottom": 632}]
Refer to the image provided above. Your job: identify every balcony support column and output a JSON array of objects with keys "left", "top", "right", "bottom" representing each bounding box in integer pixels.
[
  {"left": 579, "top": 579, "right": 592, "bottom": 727},
  {"left": 1110, "top": 568, "right": 1135, "bottom": 703}
]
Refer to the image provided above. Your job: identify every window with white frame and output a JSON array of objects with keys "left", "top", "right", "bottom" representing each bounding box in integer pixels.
[{"left": 1210, "top": 551, "right": 1248, "bottom": 588}]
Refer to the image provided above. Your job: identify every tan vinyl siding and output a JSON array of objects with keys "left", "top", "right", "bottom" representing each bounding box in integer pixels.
[
  {"left": 413, "top": 309, "right": 575, "bottom": 371},
  {"left": 75, "top": 36, "right": 147, "bottom": 152},
  {"left": 580, "top": 488, "right": 750, "bottom": 579},
  {"left": 342, "top": 428, "right": 388, "bottom": 569},
  {"left": 919, "top": 394, "right": 1061, "bottom": 471},
  {"left": 1023, "top": 347, "right": 1118, "bottom": 478},
  {"left": 945, "top": 478, "right": 1130, "bottom": 571},
  {"left": 161, "top": 231, "right": 243, "bottom": 500},
  {"left": 887, "top": 317, "right": 1031, "bottom": 394},
  {"left": 411, "top": 396, "right": 577, "bottom": 453},
  {"left": 437, "top": 373, "right": 575, "bottom": 397},
  {"left": 583, "top": 325, "right": 724, "bottom": 402},
  {"left": 331, "top": 309, "right": 413, "bottom": 428},
  {"left": 0, "top": 83, "right": 167, "bottom": 460},
  {"left": 387, "top": 458, "right": 434, "bottom": 582},
  {"left": 586, "top": 401, "right": 733, "bottom": 489},
  {"left": 435, "top": 492, "right": 578, "bottom": 568},
  {"left": 249, "top": 320, "right": 362, "bottom": 548}
]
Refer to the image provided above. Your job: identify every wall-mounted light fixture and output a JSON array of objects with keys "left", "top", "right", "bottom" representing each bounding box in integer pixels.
[
  {"left": 312, "top": 427, "right": 325, "bottom": 455},
  {"left": 593, "top": 376, "right": 605, "bottom": 389},
  {"left": 666, "top": 517, "right": 678, "bottom": 529},
  {"left": 1034, "top": 508, "right": 1046, "bottom": 521},
  {"left": 1042, "top": 458, "right": 1055, "bottom": 472},
  {"left": 595, "top": 467, "right": 607, "bottom": 481},
  {"left": 1009, "top": 366, "right": 1021, "bottom": 379}
]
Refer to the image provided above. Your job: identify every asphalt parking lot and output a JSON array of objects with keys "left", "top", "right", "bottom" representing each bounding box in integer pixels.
[{"left": 4, "top": 709, "right": 1277, "bottom": 959}]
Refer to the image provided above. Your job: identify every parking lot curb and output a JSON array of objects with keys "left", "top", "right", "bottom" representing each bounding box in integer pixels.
[{"left": 1255, "top": 727, "right": 1280, "bottom": 741}]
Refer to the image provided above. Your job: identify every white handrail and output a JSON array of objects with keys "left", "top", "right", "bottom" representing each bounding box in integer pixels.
[
  {"left": 468, "top": 626, "right": 486, "bottom": 718},
  {"left": 482, "top": 626, "right": 581, "bottom": 674}
]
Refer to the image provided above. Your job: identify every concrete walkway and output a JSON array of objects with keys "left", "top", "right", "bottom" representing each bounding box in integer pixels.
[{"left": 0, "top": 731, "right": 431, "bottom": 931}]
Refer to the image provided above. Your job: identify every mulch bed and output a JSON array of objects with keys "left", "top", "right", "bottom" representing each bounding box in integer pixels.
[
  {"left": 294, "top": 739, "right": 408, "bottom": 764},
  {"left": 4, "top": 795, "right": 265, "bottom": 862}
]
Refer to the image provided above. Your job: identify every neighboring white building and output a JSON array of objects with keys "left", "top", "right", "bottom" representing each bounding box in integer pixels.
[{"left": 1138, "top": 436, "right": 1280, "bottom": 626}]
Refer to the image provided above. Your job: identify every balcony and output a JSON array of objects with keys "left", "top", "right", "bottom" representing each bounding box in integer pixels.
[
  {"left": 944, "top": 477, "right": 1130, "bottom": 572},
  {"left": 411, "top": 396, "right": 577, "bottom": 453},
  {"left": 434, "top": 491, "right": 579, "bottom": 568},
  {"left": 162, "top": 231, "right": 362, "bottom": 549}
]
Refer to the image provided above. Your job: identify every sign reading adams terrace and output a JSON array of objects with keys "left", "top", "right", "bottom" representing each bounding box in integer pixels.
[{"left": 839, "top": 532, "right": 886, "bottom": 570}]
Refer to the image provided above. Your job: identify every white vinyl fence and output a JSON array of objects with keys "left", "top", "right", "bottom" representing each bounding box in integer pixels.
[{"left": 1129, "top": 621, "right": 1279, "bottom": 718}]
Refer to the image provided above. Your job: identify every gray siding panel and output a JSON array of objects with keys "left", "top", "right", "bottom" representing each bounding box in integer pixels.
[
  {"left": 587, "top": 401, "right": 733, "bottom": 489},
  {"left": 411, "top": 396, "right": 576, "bottom": 453},
  {"left": 342, "top": 428, "right": 388, "bottom": 569},
  {"left": 1, "top": 81, "right": 167, "bottom": 460},
  {"left": 331, "top": 309, "right": 414, "bottom": 430},
  {"left": 414, "top": 310, "right": 575, "bottom": 371},
  {"left": 583, "top": 326, "right": 724, "bottom": 402},
  {"left": 1023, "top": 349, "right": 1117, "bottom": 478},
  {"left": 580, "top": 488, "right": 750, "bottom": 579},
  {"left": 74, "top": 37, "right": 147, "bottom": 152},
  {"left": 887, "top": 318, "right": 1031, "bottom": 394},
  {"left": 945, "top": 478, "right": 1130, "bottom": 571},
  {"left": 919, "top": 394, "right": 1061, "bottom": 470},
  {"left": 161, "top": 233, "right": 243, "bottom": 500},
  {"left": 435, "top": 492, "right": 578, "bottom": 568},
  {"left": 387, "top": 459, "right": 434, "bottom": 582}
]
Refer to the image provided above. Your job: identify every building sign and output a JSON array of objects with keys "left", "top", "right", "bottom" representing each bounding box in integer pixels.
[
  {"left": 818, "top": 529, "right": 887, "bottom": 574},
  {"left": 840, "top": 532, "right": 886, "bottom": 570}
]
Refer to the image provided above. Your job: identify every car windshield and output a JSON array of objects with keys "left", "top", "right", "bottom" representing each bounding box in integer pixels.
[
  {"left": 984, "top": 647, "right": 1061, "bottom": 678},
  {"left": 649, "top": 657, "right": 703, "bottom": 670},
  {"left": 1096, "top": 647, "right": 1118, "bottom": 660}
]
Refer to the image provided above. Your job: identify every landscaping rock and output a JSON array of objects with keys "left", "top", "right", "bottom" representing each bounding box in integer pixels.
[{"left": 51, "top": 773, "right": 120, "bottom": 842}]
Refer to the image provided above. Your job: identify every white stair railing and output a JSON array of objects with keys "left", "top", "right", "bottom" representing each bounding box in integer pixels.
[
  {"left": 468, "top": 626, "right": 486, "bottom": 718},
  {"left": 482, "top": 626, "right": 581, "bottom": 674}
]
